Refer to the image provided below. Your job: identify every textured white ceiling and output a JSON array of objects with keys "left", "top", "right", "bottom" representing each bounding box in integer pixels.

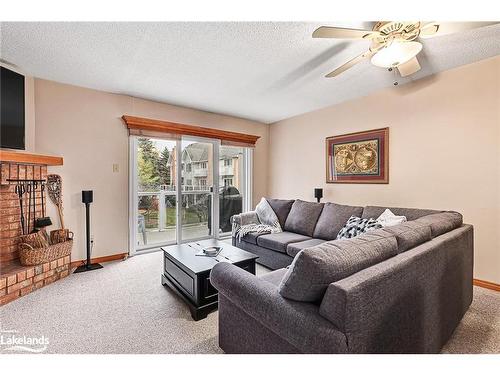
[{"left": 1, "top": 22, "right": 499, "bottom": 123}]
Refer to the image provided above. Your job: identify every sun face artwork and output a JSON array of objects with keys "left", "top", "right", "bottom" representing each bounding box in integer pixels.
[{"left": 326, "top": 128, "right": 388, "bottom": 183}]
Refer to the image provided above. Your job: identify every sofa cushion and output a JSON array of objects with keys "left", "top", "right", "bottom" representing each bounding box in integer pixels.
[
  {"left": 279, "top": 230, "right": 398, "bottom": 302},
  {"left": 313, "top": 202, "right": 364, "bottom": 240},
  {"left": 284, "top": 199, "right": 324, "bottom": 237},
  {"left": 382, "top": 221, "right": 432, "bottom": 253},
  {"left": 362, "top": 206, "right": 443, "bottom": 221},
  {"left": 257, "top": 232, "right": 312, "bottom": 254},
  {"left": 241, "top": 231, "right": 265, "bottom": 245},
  {"left": 336, "top": 216, "right": 382, "bottom": 239},
  {"left": 414, "top": 211, "right": 463, "bottom": 237},
  {"left": 286, "top": 238, "right": 326, "bottom": 258},
  {"left": 258, "top": 268, "right": 288, "bottom": 287},
  {"left": 266, "top": 198, "right": 295, "bottom": 228}
]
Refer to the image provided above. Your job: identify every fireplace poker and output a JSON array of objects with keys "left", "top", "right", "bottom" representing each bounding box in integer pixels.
[
  {"left": 26, "top": 182, "right": 32, "bottom": 234},
  {"left": 15, "top": 183, "right": 26, "bottom": 235},
  {"left": 31, "top": 181, "right": 38, "bottom": 232}
]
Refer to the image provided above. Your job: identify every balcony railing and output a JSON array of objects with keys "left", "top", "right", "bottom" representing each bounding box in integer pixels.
[
  {"left": 219, "top": 166, "right": 234, "bottom": 176},
  {"left": 193, "top": 169, "right": 208, "bottom": 177},
  {"left": 145, "top": 185, "right": 211, "bottom": 193},
  {"left": 138, "top": 187, "right": 211, "bottom": 232}
]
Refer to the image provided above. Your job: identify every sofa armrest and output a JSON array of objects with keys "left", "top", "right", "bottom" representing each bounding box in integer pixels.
[
  {"left": 231, "top": 211, "right": 259, "bottom": 238},
  {"left": 230, "top": 213, "right": 242, "bottom": 226},
  {"left": 319, "top": 225, "right": 473, "bottom": 353},
  {"left": 210, "top": 262, "right": 347, "bottom": 353},
  {"left": 231, "top": 211, "right": 258, "bottom": 225}
]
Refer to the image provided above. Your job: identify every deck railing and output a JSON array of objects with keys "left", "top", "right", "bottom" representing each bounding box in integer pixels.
[{"left": 138, "top": 186, "right": 210, "bottom": 231}]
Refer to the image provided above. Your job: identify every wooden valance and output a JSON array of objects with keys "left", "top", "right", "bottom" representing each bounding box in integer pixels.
[
  {"left": 122, "top": 115, "right": 260, "bottom": 147},
  {"left": 0, "top": 150, "right": 63, "bottom": 166}
]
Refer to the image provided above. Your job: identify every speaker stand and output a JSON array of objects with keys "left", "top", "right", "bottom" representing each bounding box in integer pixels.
[
  {"left": 74, "top": 263, "right": 103, "bottom": 273},
  {"left": 74, "top": 197, "right": 103, "bottom": 274}
]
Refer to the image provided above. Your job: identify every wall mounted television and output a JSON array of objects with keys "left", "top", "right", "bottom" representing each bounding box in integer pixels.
[{"left": 1, "top": 66, "right": 25, "bottom": 150}]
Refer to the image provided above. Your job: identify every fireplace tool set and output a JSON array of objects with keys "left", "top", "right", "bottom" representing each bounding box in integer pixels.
[
  {"left": 9, "top": 178, "right": 52, "bottom": 235},
  {"left": 9, "top": 174, "right": 73, "bottom": 266}
]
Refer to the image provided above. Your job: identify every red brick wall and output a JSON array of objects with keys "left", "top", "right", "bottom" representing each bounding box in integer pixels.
[
  {"left": 0, "top": 255, "right": 70, "bottom": 305},
  {"left": 0, "top": 163, "right": 47, "bottom": 262}
]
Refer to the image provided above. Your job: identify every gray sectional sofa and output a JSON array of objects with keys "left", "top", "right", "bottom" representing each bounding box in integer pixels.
[{"left": 211, "top": 199, "right": 473, "bottom": 353}]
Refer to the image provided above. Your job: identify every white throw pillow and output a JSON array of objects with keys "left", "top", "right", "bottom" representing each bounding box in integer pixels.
[
  {"left": 377, "top": 209, "right": 407, "bottom": 227},
  {"left": 255, "top": 197, "right": 282, "bottom": 230}
]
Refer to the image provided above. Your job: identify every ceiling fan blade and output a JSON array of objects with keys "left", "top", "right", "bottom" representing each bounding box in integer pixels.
[
  {"left": 420, "top": 22, "right": 498, "bottom": 38},
  {"left": 397, "top": 57, "right": 421, "bottom": 77},
  {"left": 326, "top": 50, "right": 374, "bottom": 78},
  {"left": 313, "top": 26, "right": 379, "bottom": 39}
]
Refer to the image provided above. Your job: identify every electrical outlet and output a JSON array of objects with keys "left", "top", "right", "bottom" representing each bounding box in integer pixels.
[{"left": 112, "top": 163, "right": 119, "bottom": 173}]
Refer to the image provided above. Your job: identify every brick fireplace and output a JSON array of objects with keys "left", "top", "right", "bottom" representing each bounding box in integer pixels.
[{"left": 0, "top": 150, "right": 69, "bottom": 306}]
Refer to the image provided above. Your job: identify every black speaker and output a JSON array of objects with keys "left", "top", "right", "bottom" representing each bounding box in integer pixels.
[
  {"left": 314, "top": 188, "right": 323, "bottom": 203},
  {"left": 82, "top": 190, "right": 93, "bottom": 204}
]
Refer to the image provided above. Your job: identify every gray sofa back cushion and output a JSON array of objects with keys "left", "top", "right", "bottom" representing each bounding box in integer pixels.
[
  {"left": 382, "top": 221, "right": 432, "bottom": 253},
  {"left": 362, "top": 206, "right": 443, "bottom": 221},
  {"left": 313, "top": 202, "right": 364, "bottom": 240},
  {"left": 278, "top": 230, "right": 398, "bottom": 302},
  {"left": 414, "top": 211, "right": 463, "bottom": 237},
  {"left": 266, "top": 198, "right": 295, "bottom": 228},
  {"left": 284, "top": 199, "right": 324, "bottom": 237}
]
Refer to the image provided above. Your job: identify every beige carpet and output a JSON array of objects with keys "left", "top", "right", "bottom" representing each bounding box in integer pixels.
[
  {"left": 442, "top": 285, "right": 500, "bottom": 353},
  {"left": 0, "top": 251, "right": 498, "bottom": 354}
]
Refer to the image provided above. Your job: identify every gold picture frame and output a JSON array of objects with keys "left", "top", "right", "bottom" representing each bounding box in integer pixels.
[{"left": 325, "top": 127, "right": 389, "bottom": 184}]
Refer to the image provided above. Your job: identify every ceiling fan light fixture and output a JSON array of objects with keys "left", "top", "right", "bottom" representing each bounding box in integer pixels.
[{"left": 370, "top": 41, "right": 423, "bottom": 68}]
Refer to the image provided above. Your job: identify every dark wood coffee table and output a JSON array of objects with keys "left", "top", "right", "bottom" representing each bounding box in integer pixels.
[{"left": 161, "top": 239, "right": 258, "bottom": 320}]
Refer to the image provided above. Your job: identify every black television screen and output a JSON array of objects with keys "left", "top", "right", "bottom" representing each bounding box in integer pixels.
[{"left": 1, "top": 66, "right": 25, "bottom": 150}]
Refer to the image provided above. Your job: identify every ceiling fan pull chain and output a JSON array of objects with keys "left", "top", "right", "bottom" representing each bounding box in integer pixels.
[
  {"left": 393, "top": 67, "right": 399, "bottom": 85},
  {"left": 388, "top": 67, "right": 399, "bottom": 86}
]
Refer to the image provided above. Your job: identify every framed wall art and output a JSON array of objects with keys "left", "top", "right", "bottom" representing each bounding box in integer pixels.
[{"left": 326, "top": 127, "right": 389, "bottom": 184}]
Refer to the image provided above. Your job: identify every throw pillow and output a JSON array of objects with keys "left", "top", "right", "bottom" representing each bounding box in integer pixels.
[
  {"left": 255, "top": 197, "right": 282, "bottom": 230},
  {"left": 336, "top": 216, "right": 382, "bottom": 239},
  {"left": 376, "top": 208, "right": 407, "bottom": 227}
]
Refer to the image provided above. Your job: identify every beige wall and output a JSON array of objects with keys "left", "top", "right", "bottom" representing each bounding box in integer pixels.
[
  {"left": 34, "top": 79, "right": 269, "bottom": 261},
  {"left": 24, "top": 76, "right": 36, "bottom": 151},
  {"left": 269, "top": 56, "right": 500, "bottom": 284}
]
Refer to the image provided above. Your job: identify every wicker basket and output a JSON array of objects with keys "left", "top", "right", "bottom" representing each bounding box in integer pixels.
[
  {"left": 19, "top": 239, "right": 73, "bottom": 266},
  {"left": 19, "top": 231, "right": 49, "bottom": 249}
]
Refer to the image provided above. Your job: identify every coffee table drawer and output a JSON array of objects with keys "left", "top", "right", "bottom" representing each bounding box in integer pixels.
[{"left": 165, "top": 258, "right": 194, "bottom": 296}]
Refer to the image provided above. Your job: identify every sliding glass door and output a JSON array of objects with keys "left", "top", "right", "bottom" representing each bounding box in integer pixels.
[
  {"left": 133, "top": 138, "right": 178, "bottom": 249},
  {"left": 180, "top": 138, "right": 216, "bottom": 241},
  {"left": 130, "top": 135, "right": 251, "bottom": 254}
]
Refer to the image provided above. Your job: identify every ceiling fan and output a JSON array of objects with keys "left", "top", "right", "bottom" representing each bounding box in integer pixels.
[{"left": 312, "top": 21, "right": 497, "bottom": 78}]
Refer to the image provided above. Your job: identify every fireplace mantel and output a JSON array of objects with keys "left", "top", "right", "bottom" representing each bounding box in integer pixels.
[{"left": 0, "top": 150, "right": 63, "bottom": 166}]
